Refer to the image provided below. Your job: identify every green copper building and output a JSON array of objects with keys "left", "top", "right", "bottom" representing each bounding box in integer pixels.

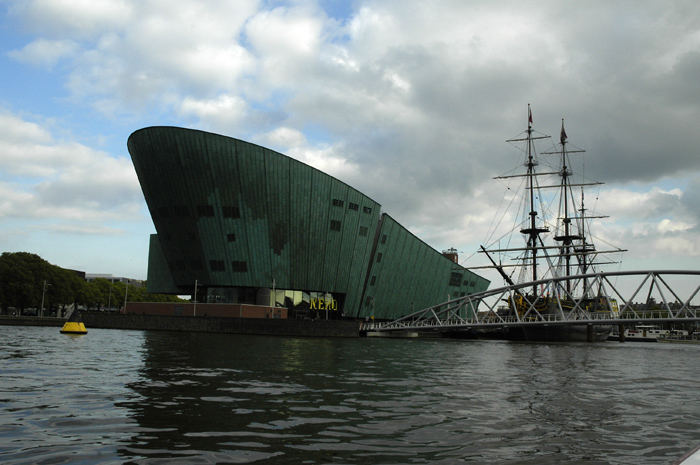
[{"left": 128, "top": 126, "right": 489, "bottom": 320}]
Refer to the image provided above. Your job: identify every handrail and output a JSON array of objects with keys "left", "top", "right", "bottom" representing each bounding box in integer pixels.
[{"left": 373, "top": 270, "right": 700, "bottom": 332}]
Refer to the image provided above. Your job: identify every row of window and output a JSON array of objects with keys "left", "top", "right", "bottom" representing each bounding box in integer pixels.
[
  {"left": 159, "top": 205, "right": 189, "bottom": 217},
  {"left": 161, "top": 199, "right": 375, "bottom": 220},
  {"left": 172, "top": 259, "right": 247, "bottom": 273},
  {"left": 165, "top": 221, "right": 371, "bottom": 245},
  {"left": 367, "top": 267, "right": 475, "bottom": 289},
  {"left": 169, "top": 231, "right": 385, "bottom": 273},
  {"left": 158, "top": 204, "right": 242, "bottom": 219},
  {"left": 332, "top": 198, "right": 373, "bottom": 214},
  {"left": 449, "top": 273, "right": 479, "bottom": 288},
  {"left": 330, "top": 221, "right": 369, "bottom": 236}
]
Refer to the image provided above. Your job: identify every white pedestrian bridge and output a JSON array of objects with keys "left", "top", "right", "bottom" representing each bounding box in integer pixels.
[{"left": 363, "top": 270, "right": 700, "bottom": 333}]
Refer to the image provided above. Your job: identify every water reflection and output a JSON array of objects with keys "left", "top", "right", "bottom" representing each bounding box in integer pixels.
[
  {"left": 116, "top": 334, "right": 700, "bottom": 464},
  {"left": 2, "top": 326, "right": 699, "bottom": 464}
]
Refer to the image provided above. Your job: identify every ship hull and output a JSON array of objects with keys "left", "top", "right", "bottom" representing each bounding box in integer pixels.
[
  {"left": 517, "top": 324, "right": 612, "bottom": 342},
  {"left": 444, "top": 324, "right": 612, "bottom": 342}
]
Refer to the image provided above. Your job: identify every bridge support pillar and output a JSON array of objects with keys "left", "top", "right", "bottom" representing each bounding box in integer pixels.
[
  {"left": 618, "top": 324, "right": 625, "bottom": 343},
  {"left": 587, "top": 324, "right": 593, "bottom": 342}
]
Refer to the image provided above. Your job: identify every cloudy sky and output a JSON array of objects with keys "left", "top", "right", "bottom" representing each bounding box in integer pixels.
[{"left": 1, "top": 0, "right": 699, "bottom": 285}]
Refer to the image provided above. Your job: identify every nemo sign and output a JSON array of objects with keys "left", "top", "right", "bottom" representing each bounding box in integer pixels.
[{"left": 310, "top": 298, "right": 338, "bottom": 310}]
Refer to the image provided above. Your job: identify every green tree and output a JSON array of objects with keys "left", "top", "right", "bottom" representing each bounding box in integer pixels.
[
  {"left": 0, "top": 251, "right": 184, "bottom": 315},
  {"left": 0, "top": 252, "right": 49, "bottom": 313}
]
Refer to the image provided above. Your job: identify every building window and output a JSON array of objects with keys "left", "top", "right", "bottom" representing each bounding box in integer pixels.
[
  {"left": 370, "top": 276, "right": 376, "bottom": 286},
  {"left": 222, "top": 205, "right": 241, "bottom": 218},
  {"left": 359, "top": 226, "right": 368, "bottom": 236},
  {"left": 197, "top": 205, "right": 214, "bottom": 217},
  {"left": 381, "top": 234, "right": 387, "bottom": 244},
  {"left": 449, "top": 272, "right": 462, "bottom": 287},
  {"left": 332, "top": 198, "right": 344, "bottom": 207},
  {"left": 232, "top": 261, "right": 247, "bottom": 272},
  {"left": 227, "top": 233, "right": 236, "bottom": 242},
  {"left": 376, "top": 253, "right": 382, "bottom": 263},
  {"left": 210, "top": 260, "right": 225, "bottom": 272},
  {"left": 348, "top": 202, "right": 359, "bottom": 211},
  {"left": 330, "top": 220, "right": 341, "bottom": 231},
  {"left": 363, "top": 206, "right": 372, "bottom": 214}
]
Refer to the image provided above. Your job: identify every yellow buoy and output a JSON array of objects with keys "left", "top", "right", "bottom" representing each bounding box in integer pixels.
[{"left": 60, "top": 321, "right": 87, "bottom": 335}]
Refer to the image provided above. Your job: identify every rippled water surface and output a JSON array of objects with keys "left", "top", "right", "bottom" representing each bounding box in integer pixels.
[{"left": 1, "top": 326, "right": 699, "bottom": 464}]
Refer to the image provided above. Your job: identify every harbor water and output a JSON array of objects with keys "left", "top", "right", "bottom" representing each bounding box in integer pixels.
[{"left": 1, "top": 326, "right": 699, "bottom": 464}]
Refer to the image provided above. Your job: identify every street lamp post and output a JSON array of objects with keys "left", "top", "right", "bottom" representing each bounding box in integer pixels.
[
  {"left": 193, "top": 279, "right": 198, "bottom": 317},
  {"left": 107, "top": 278, "right": 113, "bottom": 311},
  {"left": 123, "top": 281, "right": 129, "bottom": 312},
  {"left": 40, "top": 280, "right": 50, "bottom": 317}
]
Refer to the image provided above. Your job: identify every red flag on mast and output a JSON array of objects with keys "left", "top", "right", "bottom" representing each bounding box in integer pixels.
[{"left": 528, "top": 106, "right": 533, "bottom": 125}]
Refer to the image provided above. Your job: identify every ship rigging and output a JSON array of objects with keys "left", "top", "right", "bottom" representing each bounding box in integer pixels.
[{"left": 474, "top": 104, "right": 626, "bottom": 299}]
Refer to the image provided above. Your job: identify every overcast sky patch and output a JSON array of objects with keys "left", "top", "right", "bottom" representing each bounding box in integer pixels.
[{"left": 1, "top": 0, "right": 699, "bottom": 279}]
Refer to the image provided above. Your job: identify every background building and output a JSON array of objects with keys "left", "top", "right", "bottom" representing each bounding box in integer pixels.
[
  {"left": 85, "top": 273, "right": 144, "bottom": 287},
  {"left": 128, "top": 126, "right": 489, "bottom": 320}
]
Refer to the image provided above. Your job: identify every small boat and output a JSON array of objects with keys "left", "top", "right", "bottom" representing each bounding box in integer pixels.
[
  {"left": 608, "top": 325, "right": 692, "bottom": 342},
  {"left": 674, "top": 445, "right": 700, "bottom": 464},
  {"left": 624, "top": 325, "right": 667, "bottom": 342}
]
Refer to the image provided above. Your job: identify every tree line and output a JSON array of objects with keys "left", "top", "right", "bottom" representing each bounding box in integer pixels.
[{"left": 0, "top": 252, "right": 183, "bottom": 315}]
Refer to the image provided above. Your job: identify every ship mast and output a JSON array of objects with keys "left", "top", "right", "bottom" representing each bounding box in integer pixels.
[
  {"left": 579, "top": 188, "right": 589, "bottom": 296},
  {"left": 552, "top": 119, "right": 582, "bottom": 293},
  {"left": 541, "top": 121, "right": 626, "bottom": 295},
  {"left": 472, "top": 107, "right": 626, "bottom": 298},
  {"left": 518, "top": 104, "right": 549, "bottom": 295},
  {"left": 579, "top": 188, "right": 588, "bottom": 275},
  {"left": 476, "top": 105, "right": 551, "bottom": 294}
]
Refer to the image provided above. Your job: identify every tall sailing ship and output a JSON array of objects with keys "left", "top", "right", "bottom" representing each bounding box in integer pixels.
[{"left": 471, "top": 105, "right": 626, "bottom": 342}]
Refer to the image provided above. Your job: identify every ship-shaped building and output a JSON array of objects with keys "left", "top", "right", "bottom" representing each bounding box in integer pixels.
[{"left": 128, "top": 126, "right": 489, "bottom": 321}]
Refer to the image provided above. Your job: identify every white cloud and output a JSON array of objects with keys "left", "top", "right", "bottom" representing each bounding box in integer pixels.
[
  {"left": 261, "top": 126, "right": 307, "bottom": 148},
  {"left": 40, "top": 223, "right": 126, "bottom": 235},
  {"left": 653, "top": 236, "right": 700, "bottom": 256},
  {"left": 0, "top": 111, "right": 142, "bottom": 223},
  {"left": 256, "top": 126, "right": 359, "bottom": 181},
  {"left": 9, "top": 0, "right": 133, "bottom": 38},
  {"left": 5, "top": 0, "right": 700, "bottom": 277},
  {"left": 246, "top": 7, "right": 323, "bottom": 57},
  {"left": 179, "top": 95, "right": 249, "bottom": 131},
  {"left": 8, "top": 39, "right": 78, "bottom": 67},
  {"left": 596, "top": 187, "right": 685, "bottom": 221},
  {"left": 0, "top": 112, "right": 52, "bottom": 144},
  {"left": 293, "top": 144, "right": 359, "bottom": 181},
  {"left": 657, "top": 218, "right": 693, "bottom": 234},
  {"left": 8, "top": 0, "right": 259, "bottom": 112}
]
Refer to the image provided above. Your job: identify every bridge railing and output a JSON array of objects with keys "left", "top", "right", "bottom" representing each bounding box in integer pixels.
[{"left": 374, "top": 270, "right": 700, "bottom": 331}]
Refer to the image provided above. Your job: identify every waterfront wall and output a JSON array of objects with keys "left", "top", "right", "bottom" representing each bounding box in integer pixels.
[
  {"left": 0, "top": 316, "right": 64, "bottom": 327},
  {"left": 83, "top": 312, "right": 360, "bottom": 337},
  {"left": 124, "top": 302, "right": 288, "bottom": 319},
  {"left": 0, "top": 313, "right": 360, "bottom": 337}
]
